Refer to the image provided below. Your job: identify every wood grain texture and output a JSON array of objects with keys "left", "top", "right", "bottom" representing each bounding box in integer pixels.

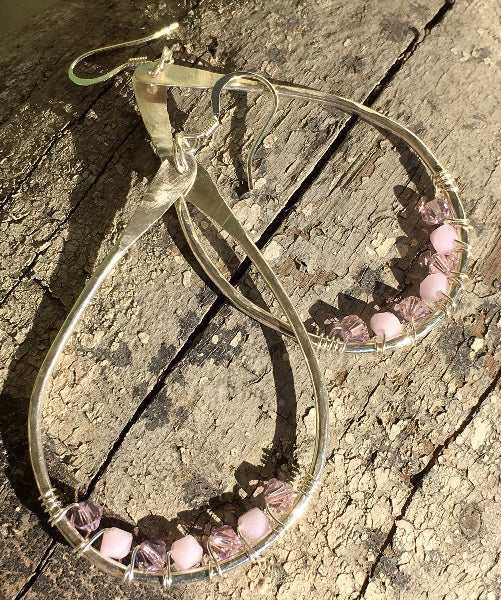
[{"left": 0, "top": 0, "right": 499, "bottom": 599}]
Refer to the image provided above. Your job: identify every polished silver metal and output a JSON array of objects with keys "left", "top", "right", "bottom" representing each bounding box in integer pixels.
[
  {"left": 264, "top": 506, "right": 285, "bottom": 529},
  {"left": 445, "top": 217, "right": 472, "bottom": 229},
  {"left": 124, "top": 545, "right": 141, "bottom": 582},
  {"left": 236, "top": 527, "right": 260, "bottom": 562},
  {"left": 74, "top": 528, "right": 108, "bottom": 556},
  {"left": 206, "top": 543, "right": 223, "bottom": 578},
  {"left": 68, "top": 23, "right": 179, "bottom": 86},
  {"left": 439, "top": 291, "right": 457, "bottom": 315},
  {"left": 173, "top": 116, "right": 220, "bottom": 173},
  {"left": 48, "top": 502, "right": 79, "bottom": 527},
  {"left": 161, "top": 552, "right": 173, "bottom": 589},
  {"left": 211, "top": 72, "right": 279, "bottom": 190},
  {"left": 124, "top": 35, "right": 473, "bottom": 354},
  {"left": 149, "top": 45, "right": 174, "bottom": 77}
]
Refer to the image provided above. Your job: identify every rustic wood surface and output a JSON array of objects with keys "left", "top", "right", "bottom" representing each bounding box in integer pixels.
[{"left": 0, "top": 0, "right": 500, "bottom": 599}]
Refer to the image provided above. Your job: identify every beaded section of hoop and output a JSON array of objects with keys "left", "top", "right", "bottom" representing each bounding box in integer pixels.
[
  {"left": 176, "top": 164, "right": 470, "bottom": 357},
  {"left": 45, "top": 476, "right": 299, "bottom": 585},
  {"left": 312, "top": 182, "right": 470, "bottom": 354}
]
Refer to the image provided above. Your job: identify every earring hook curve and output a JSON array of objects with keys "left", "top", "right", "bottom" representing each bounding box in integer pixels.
[
  {"left": 211, "top": 72, "right": 279, "bottom": 190},
  {"left": 173, "top": 72, "right": 279, "bottom": 184},
  {"left": 68, "top": 22, "right": 179, "bottom": 86}
]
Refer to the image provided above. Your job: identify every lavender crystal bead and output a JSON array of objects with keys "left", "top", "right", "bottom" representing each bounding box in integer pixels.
[
  {"left": 135, "top": 540, "right": 167, "bottom": 572},
  {"left": 208, "top": 525, "right": 241, "bottom": 561},
  {"left": 418, "top": 197, "right": 454, "bottom": 225},
  {"left": 428, "top": 252, "right": 459, "bottom": 275},
  {"left": 263, "top": 478, "right": 296, "bottom": 512},
  {"left": 325, "top": 315, "right": 369, "bottom": 343},
  {"left": 68, "top": 501, "right": 103, "bottom": 533},
  {"left": 394, "top": 296, "right": 431, "bottom": 323}
]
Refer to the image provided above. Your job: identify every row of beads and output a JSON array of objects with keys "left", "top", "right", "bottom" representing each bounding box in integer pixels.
[
  {"left": 66, "top": 478, "right": 295, "bottom": 575},
  {"left": 324, "top": 196, "right": 464, "bottom": 344}
]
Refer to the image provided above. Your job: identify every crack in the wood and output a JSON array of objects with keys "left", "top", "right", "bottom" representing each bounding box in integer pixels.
[
  {"left": 0, "top": 121, "right": 142, "bottom": 310},
  {"left": 0, "top": 253, "right": 41, "bottom": 309},
  {"left": 0, "top": 83, "right": 113, "bottom": 211},
  {"left": 355, "top": 366, "right": 501, "bottom": 600},
  {"left": 13, "top": 541, "right": 57, "bottom": 600},
  {"left": 483, "top": 159, "right": 499, "bottom": 189},
  {"left": 31, "top": 277, "right": 67, "bottom": 312}
]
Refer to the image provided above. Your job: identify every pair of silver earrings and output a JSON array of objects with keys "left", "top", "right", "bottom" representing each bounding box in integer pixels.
[{"left": 29, "top": 23, "right": 470, "bottom": 587}]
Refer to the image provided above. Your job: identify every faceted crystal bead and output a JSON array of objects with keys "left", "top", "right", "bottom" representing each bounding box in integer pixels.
[
  {"left": 68, "top": 501, "right": 103, "bottom": 533},
  {"left": 263, "top": 478, "right": 296, "bottom": 512},
  {"left": 208, "top": 525, "right": 241, "bottom": 560},
  {"left": 394, "top": 296, "right": 431, "bottom": 323},
  {"left": 428, "top": 252, "right": 459, "bottom": 275},
  {"left": 325, "top": 315, "right": 369, "bottom": 343},
  {"left": 418, "top": 197, "right": 454, "bottom": 225},
  {"left": 135, "top": 540, "right": 167, "bottom": 572}
]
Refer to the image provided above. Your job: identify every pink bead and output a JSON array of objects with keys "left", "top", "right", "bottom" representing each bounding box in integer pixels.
[
  {"left": 430, "top": 224, "right": 458, "bottom": 253},
  {"left": 99, "top": 527, "right": 133, "bottom": 560},
  {"left": 394, "top": 296, "right": 431, "bottom": 323},
  {"left": 238, "top": 508, "right": 271, "bottom": 543},
  {"left": 263, "top": 478, "right": 296, "bottom": 512},
  {"left": 369, "top": 312, "right": 402, "bottom": 340},
  {"left": 170, "top": 535, "right": 203, "bottom": 571},
  {"left": 418, "top": 197, "right": 454, "bottom": 225},
  {"left": 420, "top": 273, "right": 449, "bottom": 302}
]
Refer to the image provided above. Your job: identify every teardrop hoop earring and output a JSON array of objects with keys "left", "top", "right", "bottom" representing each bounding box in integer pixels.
[
  {"left": 30, "top": 37, "right": 328, "bottom": 587},
  {"left": 170, "top": 80, "right": 471, "bottom": 356}
]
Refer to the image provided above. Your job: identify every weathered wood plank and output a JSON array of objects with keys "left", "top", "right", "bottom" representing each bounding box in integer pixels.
[
  {"left": 24, "top": 0, "right": 501, "bottom": 599},
  {"left": 2, "top": 0, "right": 499, "bottom": 599},
  {"left": 364, "top": 389, "right": 501, "bottom": 599}
]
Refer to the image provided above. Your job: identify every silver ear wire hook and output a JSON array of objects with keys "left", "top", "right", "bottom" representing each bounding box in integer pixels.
[
  {"left": 211, "top": 72, "right": 279, "bottom": 190},
  {"left": 68, "top": 22, "right": 179, "bottom": 86},
  {"left": 173, "top": 72, "right": 279, "bottom": 183}
]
